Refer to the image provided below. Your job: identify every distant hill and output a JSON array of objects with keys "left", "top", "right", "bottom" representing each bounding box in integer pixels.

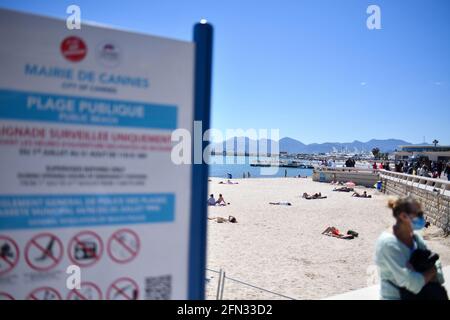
[{"left": 211, "top": 137, "right": 412, "bottom": 155}]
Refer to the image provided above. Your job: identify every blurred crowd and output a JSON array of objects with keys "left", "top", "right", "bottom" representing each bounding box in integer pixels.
[{"left": 378, "top": 159, "right": 450, "bottom": 180}]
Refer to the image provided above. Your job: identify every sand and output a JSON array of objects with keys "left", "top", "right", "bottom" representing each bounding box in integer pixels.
[{"left": 205, "top": 177, "right": 450, "bottom": 300}]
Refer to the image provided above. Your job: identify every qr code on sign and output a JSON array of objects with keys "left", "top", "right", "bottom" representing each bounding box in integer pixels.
[{"left": 145, "top": 275, "right": 172, "bottom": 300}]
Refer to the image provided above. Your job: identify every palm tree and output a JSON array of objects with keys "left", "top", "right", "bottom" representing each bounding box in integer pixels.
[
  {"left": 372, "top": 147, "right": 380, "bottom": 159},
  {"left": 432, "top": 139, "right": 439, "bottom": 147}
]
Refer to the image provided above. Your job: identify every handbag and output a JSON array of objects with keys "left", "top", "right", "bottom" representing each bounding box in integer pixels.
[{"left": 386, "top": 247, "right": 448, "bottom": 300}]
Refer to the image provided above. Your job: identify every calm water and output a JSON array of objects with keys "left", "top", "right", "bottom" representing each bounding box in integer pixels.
[{"left": 208, "top": 155, "right": 314, "bottom": 178}]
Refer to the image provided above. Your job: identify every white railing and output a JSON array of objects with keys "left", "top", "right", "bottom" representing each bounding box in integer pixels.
[{"left": 379, "top": 170, "right": 450, "bottom": 195}]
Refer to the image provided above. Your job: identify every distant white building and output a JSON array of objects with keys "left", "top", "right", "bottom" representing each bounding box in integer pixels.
[{"left": 394, "top": 145, "right": 450, "bottom": 162}]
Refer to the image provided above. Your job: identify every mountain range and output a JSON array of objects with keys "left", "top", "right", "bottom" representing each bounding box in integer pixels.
[{"left": 211, "top": 137, "right": 413, "bottom": 155}]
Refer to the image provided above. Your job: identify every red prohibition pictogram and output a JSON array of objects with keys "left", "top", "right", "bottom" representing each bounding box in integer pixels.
[
  {"left": 0, "top": 292, "right": 15, "bottom": 300},
  {"left": 106, "top": 277, "right": 139, "bottom": 300},
  {"left": 0, "top": 235, "right": 19, "bottom": 276},
  {"left": 68, "top": 230, "right": 103, "bottom": 267},
  {"left": 67, "top": 281, "right": 102, "bottom": 300},
  {"left": 107, "top": 229, "right": 140, "bottom": 264},
  {"left": 25, "top": 233, "right": 63, "bottom": 272},
  {"left": 27, "top": 287, "right": 62, "bottom": 300}
]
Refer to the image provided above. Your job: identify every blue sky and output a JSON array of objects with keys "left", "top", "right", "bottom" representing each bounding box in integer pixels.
[{"left": 1, "top": 0, "right": 449, "bottom": 144}]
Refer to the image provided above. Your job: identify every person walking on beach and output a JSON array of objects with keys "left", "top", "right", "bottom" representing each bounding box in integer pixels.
[
  {"left": 284, "top": 169, "right": 287, "bottom": 178},
  {"left": 375, "top": 196, "right": 446, "bottom": 300}
]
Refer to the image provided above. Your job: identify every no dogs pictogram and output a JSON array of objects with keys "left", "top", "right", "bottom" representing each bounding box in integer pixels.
[
  {"left": 106, "top": 277, "right": 139, "bottom": 300},
  {"left": 68, "top": 230, "right": 103, "bottom": 267},
  {"left": 67, "top": 281, "right": 102, "bottom": 300},
  {"left": 0, "top": 235, "right": 19, "bottom": 275},
  {"left": 107, "top": 229, "right": 140, "bottom": 264},
  {"left": 25, "top": 233, "right": 63, "bottom": 271},
  {"left": 27, "top": 287, "right": 62, "bottom": 300}
]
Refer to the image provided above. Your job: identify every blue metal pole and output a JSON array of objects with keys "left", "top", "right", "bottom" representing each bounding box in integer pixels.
[{"left": 188, "top": 21, "right": 213, "bottom": 300}]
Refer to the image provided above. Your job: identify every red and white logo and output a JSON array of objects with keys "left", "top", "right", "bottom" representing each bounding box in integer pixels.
[{"left": 61, "top": 36, "right": 87, "bottom": 62}]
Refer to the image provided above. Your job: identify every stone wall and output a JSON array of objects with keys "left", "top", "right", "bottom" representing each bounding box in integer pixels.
[
  {"left": 312, "top": 169, "right": 379, "bottom": 188},
  {"left": 381, "top": 177, "right": 450, "bottom": 233}
]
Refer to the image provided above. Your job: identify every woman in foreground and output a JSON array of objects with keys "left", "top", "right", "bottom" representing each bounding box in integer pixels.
[{"left": 375, "top": 196, "right": 447, "bottom": 300}]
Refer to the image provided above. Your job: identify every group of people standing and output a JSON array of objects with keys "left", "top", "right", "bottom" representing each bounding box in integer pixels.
[
  {"left": 372, "top": 161, "right": 391, "bottom": 171},
  {"left": 390, "top": 160, "right": 450, "bottom": 180}
]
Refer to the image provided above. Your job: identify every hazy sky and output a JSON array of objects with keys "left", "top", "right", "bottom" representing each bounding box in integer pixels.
[{"left": 1, "top": 0, "right": 449, "bottom": 144}]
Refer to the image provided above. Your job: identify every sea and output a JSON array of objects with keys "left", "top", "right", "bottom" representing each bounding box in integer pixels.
[{"left": 208, "top": 155, "right": 314, "bottom": 178}]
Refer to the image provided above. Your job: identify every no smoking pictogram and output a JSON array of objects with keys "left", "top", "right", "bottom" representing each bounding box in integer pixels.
[
  {"left": 107, "top": 229, "right": 140, "bottom": 264},
  {"left": 106, "top": 277, "right": 139, "bottom": 300},
  {"left": 0, "top": 235, "right": 19, "bottom": 276},
  {"left": 25, "top": 233, "right": 63, "bottom": 272},
  {"left": 27, "top": 287, "right": 61, "bottom": 300},
  {"left": 0, "top": 292, "right": 14, "bottom": 300},
  {"left": 67, "top": 281, "right": 102, "bottom": 300},
  {"left": 68, "top": 230, "right": 103, "bottom": 267}
]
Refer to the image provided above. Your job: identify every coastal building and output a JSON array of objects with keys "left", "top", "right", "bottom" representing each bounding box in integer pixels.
[{"left": 394, "top": 145, "right": 450, "bottom": 162}]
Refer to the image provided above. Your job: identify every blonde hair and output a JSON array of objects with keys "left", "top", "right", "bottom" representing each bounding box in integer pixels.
[{"left": 387, "top": 196, "right": 422, "bottom": 217}]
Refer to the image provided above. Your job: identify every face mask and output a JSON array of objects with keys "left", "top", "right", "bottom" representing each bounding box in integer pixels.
[{"left": 411, "top": 216, "right": 426, "bottom": 230}]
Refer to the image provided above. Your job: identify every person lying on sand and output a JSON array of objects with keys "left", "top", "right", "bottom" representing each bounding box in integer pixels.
[
  {"left": 208, "top": 215, "right": 238, "bottom": 223},
  {"left": 219, "top": 179, "right": 239, "bottom": 185},
  {"left": 352, "top": 191, "right": 372, "bottom": 198},
  {"left": 215, "top": 194, "right": 230, "bottom": 206},
  {"left": 322, "top": 226, "right": 355, "bottom": 240},
  {"left": 333, "top": 186, "right": 354, "bottom": 192},
  {"left": 269, "top": 201, "right": 292, "bottom": 206},
  {"left": 302, "top": 192, "right": 327, "bottom": 200}
]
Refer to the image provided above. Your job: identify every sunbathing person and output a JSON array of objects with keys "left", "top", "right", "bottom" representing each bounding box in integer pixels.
[
  {"left": 207, "top": 194, "right": 216, "bottom": 206},
  {"left": 219, "top": 179, "right": 239, "bottom": 185},
  {"left": 302, "top": 192, "right": 327, "bottom": 199},
  {"left": 322, "top": 226, "right": 355, "bottom": 240},
  {"left": 269, "top": 201, "right": 292, "bottom": 206},
  {"left": 333, "top": 186, "right": 354, "bottom": 192},
  {"left": 208, "top": 215, "right": 238, "bottom": 223},
  {"left": 216, "top": 194, "right": 229, "bottom": 206},
  {"left": 352, "top": 191, "right": 372, "bottom": 198}
]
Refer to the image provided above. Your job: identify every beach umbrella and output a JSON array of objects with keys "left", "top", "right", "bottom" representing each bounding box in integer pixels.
[{"left": 345, "top": 181, "right": 356, "bottom": 188}]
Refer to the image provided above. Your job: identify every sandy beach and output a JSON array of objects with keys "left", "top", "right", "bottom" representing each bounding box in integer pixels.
[{"left": 206, "top": 177, "right": 450, "bottom": 300}]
